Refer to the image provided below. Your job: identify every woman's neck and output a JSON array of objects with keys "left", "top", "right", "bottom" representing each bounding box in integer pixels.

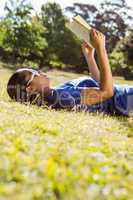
[{"left": 42, "top": 87, "right": 53, "bottom": 99}]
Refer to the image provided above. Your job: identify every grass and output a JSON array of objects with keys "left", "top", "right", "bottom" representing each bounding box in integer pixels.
[{"left": 0, "top": 63, "right": 133, "bottom": 200}]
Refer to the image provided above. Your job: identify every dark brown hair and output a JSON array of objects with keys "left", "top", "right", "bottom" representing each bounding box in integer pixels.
[{"left": 7, "top": 69, "right": 36, "bottom": 103}]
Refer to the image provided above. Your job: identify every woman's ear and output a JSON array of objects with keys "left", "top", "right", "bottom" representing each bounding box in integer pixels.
[
  {"left": 26, "top": 85, "right": 37, "bottom": 95},
  {"left": 26, "top": 86, "right": 33, "bottom": 93}
]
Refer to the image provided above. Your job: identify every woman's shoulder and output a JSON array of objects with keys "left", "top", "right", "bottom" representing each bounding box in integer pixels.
[
  {"left": 68, "top": 76, "right": 99, "bottom": 87},
  {"left": 55, "top": 76, "right": 99, "bottom": 89}
]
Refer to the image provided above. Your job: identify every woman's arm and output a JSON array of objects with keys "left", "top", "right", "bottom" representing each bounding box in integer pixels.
[
  {"left": 82, "top": 42, "right": 100, "bottom": 82},
  {"left": 81, "top": 29, "right": 114, "bottom": 106}
]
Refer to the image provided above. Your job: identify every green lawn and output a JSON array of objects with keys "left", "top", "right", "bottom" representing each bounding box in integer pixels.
[{"left": 0, "top": 63, "right": 133, "bottom": 200}]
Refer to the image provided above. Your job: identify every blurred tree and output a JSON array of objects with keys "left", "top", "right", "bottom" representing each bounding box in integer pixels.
[
  {"left": 40, "top": 2, "right": 82, "bottom": 68},
  {"left": 117, "top": 30, "right": 133, "bottom": 79},
  {"left": 0, "top": 19, "right": 11, "bottom": 60},
  {"left": 120, "top": 31, "right": 133, "bottom": 66},
  {"left": 66, "top": 0, "right": 132, "bottom": 53},
  {"left": 3, "top": 0, "right": 47, "bottom": 65},
  {"left": 24, "top": 16, "right": 48, "bottom": 65}
]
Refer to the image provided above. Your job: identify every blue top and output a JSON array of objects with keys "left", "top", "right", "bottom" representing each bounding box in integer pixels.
[{"left": 46, "top": 76, "right": 133, "bottom": 116}]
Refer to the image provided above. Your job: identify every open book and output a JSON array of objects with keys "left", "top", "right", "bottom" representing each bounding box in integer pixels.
[{"left": 66, "top": 15, "right": 92, "bottom": 46}]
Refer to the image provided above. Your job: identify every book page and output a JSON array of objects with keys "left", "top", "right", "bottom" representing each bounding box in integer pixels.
[
  {"left": 66, "top": 15, "right": 92, "bottom": 46},
  {"left": 74, "top": 15, "right": 91, "bottom": 32}
]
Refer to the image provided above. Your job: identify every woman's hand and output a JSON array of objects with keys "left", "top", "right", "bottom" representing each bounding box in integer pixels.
[
  {"left": 82, "top": 41, "right": 95, "bottom": 57},
  {"left": 90, "top": 29, "right": 106, "bottom": 51}
]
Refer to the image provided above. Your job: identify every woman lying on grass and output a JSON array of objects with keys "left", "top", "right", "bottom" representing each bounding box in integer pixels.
[{"left": 7, "top": 29, "right": 133, "bottom": 117}]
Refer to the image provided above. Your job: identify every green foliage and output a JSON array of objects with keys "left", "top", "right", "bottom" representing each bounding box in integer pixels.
[
  {"left": 110, "top": 31, "right": 133, "bottom": 79},
  {"left": 0, "top": 21, "right": 7, "bottom": 47},
  {"left": 109, "top": 50, "right": 125, "bottom": 76},
  {"left": 0, "top": 65, "right": 133, "bottom": 200},
  {"left": 41, "top": 2, "right": 82, "bottom": 67},
  {"left": 3, "top": 0, "right": 33, "bottom": 61},
  {"left": 24, "top": 16, "right": 48, "bottom": 63},
  {"left": 1, "top": 0, "right": 47, "bottom": 65},
  {"left": 119, "top": 31, "right": 133, "bottom": 66},
  {"left": 0, "top": 19, "right": 12, "bottom": 59},
  {"left": 0, "top": 0, "right": 132, "bottom": 77}
]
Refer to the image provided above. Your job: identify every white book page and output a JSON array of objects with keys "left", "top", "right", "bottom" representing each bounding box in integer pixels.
[{"left": 66, "top": 15, "right": 92, "bottom": 46}]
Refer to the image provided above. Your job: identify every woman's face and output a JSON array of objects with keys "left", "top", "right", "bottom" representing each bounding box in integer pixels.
[{"left": 26, "top": 71, "right": 50, "bottom": 95}]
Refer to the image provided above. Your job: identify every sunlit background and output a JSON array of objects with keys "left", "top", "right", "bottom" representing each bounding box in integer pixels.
[
  {"left": 0, "top": 0, "right": 133, "bottom": 17},
  {"left": 0, "top": 0, "right": 133, "bottom": 79}
]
